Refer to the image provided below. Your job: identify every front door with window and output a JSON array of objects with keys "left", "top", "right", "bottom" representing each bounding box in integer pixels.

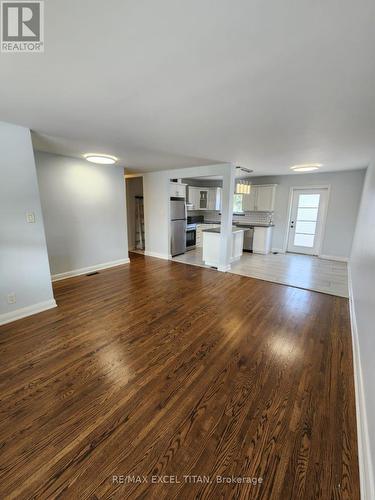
[{"left": 287, "top": 188, "right": 328, "bottom": 255}]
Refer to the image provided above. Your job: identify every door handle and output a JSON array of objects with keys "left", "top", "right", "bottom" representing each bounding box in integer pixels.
[{"left": 290, "top": 221, "right": 295, "bottom": 228}]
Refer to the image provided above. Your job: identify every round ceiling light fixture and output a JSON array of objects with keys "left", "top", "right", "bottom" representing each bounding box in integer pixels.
[
  {"left": 84, "top": 154, "right": 118, "bottom": 165},
  {"left": 290, "top": 163, "right": 322, "bottom": 172}
]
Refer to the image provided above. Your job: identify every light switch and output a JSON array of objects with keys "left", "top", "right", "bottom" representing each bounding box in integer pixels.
[
  {"left": 7, "top": 293, "right": 16, "bottom": 304},
  {"left": 26, "top": 212, "right": 36, "bottom": 223}
]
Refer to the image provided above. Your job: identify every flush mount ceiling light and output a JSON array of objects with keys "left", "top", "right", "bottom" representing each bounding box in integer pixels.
[
  {"left": 290, "top": 163, "right": 322, "bottom": 172},
  {"left": 84, "top": 154, "right": 118, "bottom": 165}
]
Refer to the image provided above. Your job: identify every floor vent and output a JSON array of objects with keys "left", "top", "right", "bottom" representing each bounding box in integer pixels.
[{"left": 86, "top": 271, "right": 99, "bottom": 276}]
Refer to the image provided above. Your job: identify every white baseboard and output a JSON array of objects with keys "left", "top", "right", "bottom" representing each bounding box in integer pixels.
[
  {"left": 218, "top": 265, "right": 231, "bottom": 272},
  {"left": 319, "top": 254, "right": 349, "bottom": 263},
  {"left": 270, "top": 249, "right": 349, "bottom": 262},
  {"left": 348, "top": 265, "right": 375, "bottom": 500},
  {"left": 144, "top": 251, "right": 170, "bottom": 260},
  {"left": 0, "top": 299, "right": 57, "bottom": 326},
  {"left": 51, "top": 258, "right": 130, "bottom": 282}
]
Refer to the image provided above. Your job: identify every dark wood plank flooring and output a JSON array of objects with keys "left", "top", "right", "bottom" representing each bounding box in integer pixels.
[{"left": 0, "top": 253, "right": 359, "bottom": 499}]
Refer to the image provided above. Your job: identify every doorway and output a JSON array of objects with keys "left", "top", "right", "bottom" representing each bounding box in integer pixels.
[
  {"left": 287, "top": 187, "right": 328, "bottom": 256},
  {"left": 171, "top": 175, "right": 223, "bottom": 268},
  {"left": 125, "top": 176, "right": 145, "bottom": 252}
]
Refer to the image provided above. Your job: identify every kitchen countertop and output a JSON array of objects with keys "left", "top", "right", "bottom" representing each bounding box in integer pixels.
[
  {"left": 235, "top": 223, "right": 275, "bottom": 228},
  {"left": 202, "top": 226, "right": 246, "bottom": 234},
  {"left": 203, "top": 221, "right": 274, "bottom": 228},
  {"left": 195, "top": 221, "right": 221, "bottom": 225}
]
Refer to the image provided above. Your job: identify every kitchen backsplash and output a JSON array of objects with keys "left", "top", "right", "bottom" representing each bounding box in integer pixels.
[{"left": 188, "top": 210, "right": 273, "bottom": 225}]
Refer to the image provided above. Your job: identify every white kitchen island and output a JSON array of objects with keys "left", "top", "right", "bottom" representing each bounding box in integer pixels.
[{"left": 202, "top": 227, "right": 245, "bottom": 268}]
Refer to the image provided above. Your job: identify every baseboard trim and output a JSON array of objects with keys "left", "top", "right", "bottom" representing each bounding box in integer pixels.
[
  {"left": 0, "top": 299, "right": 57, "bottom": 326},
  {"left": 51, "top": 258, "right": 130, "bottom": 282},
  {"left": 144, "top": 251, "right": 170, "bottom": 260},
  {"left": 218, "top": 265, "right": 231, "bottom": 272},
  {"left": 270, "top": 250, "right": 349, "bottom": 262},
  {"left": 319, "top": 254, "right": 349, "bottom": 263},
  {"left": 348, "top": 265, "right": 375, "bottom": 500}
]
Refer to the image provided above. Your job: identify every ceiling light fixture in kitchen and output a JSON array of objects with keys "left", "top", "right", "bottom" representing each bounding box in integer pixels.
[
  {"left": 235, "top": 166, "right": 253, "bottom": 195},
  {"left": 236, "top": 180, "right": 251, "bottom": 195},
  {"left": 84, "top": 154, "right": 118, "bottom": 165},
  {"left": 290, "top": 163, "right": 322, "bottom": 172}
]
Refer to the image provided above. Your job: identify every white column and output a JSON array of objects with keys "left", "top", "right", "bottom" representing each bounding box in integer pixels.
[{"left": 218, "top": 164, "right": 235, "bottom": 272}]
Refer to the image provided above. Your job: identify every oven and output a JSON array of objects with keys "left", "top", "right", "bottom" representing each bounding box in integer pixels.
[{"left": 186, "top": 224, "right": 197, "bottom": 251}]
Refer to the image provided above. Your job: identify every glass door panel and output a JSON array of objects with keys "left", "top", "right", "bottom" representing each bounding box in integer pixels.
[
  {"left": 293, "top": 194, "right": 320, "bottom": 248},
  {"left": 287, "top": 189, "right": 327, "bottom": 255}
]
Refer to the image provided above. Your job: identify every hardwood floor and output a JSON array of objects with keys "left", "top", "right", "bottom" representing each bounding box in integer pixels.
[{"left": 0, "top": 253, "right": 359, "bottom": 499}]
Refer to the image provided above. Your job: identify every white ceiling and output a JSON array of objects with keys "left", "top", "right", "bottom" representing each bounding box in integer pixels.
[{"left": 1, "top": 0, "right": 374, "bottom": 175}]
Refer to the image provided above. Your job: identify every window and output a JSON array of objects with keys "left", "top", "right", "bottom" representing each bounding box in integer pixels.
[
  {"left": 293, "top": 193, "right": 321, "bottom": 248},
  {"left": 233, "top": 194, "right": 244, "bottom": 213}
]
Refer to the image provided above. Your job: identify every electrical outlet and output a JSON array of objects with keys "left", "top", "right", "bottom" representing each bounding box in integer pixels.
[
  {"left": 26, "top": 212, "right": 36, "bottom": 223},
  {"left": 7, "top": 292, "right": 16, "bottom": 304}
]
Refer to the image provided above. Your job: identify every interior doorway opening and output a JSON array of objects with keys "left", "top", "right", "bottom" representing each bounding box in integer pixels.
[
  {"left": 170, "top": 175, "right": 223, "bottom": 267},
  {"left": 125, "top": 176, "right": 145, "bottom": 253}
]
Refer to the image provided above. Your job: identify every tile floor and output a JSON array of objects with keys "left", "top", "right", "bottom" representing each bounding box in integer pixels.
[{"left": 172, "top": 248, "right": 348, "bottom": 297}]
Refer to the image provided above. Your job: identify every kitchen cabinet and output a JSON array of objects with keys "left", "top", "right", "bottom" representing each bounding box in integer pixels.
[
  {"left": 198, "top": 189, "right": 209, "bottom": 209},
  {"left": 169, "top": 182, "right": 186, "bottom": 198},
  {"left": 202, "top": 228, "right": 245, "bottom": 267},
  {"left": 256, "top": 185, "right": 276, "bottom": 211},
  {"left": 188, "top": 187, "right": 208, "bottom": 209},
  {"left": 242, "top": 189, "right": 257, "bottom": 211},
  {"left": 188, "top": 186, "right": 222, "bottom": 211},
  {"left": 187, "top": 186, "right": 198, "bottom": 209},
  {"left": 253, "top": 227, "right": 273, "bottom": 254},
  {"left": 208, "top": 187, "right": 222, "bottom": 211},
  {"left": 196, "top": 223, "right": 221, "bottom": 247},
  {"left": 242, "top": 184, "right": 277, "bottom": 212}
]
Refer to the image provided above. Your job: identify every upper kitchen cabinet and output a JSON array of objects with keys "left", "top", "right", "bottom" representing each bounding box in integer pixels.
[
  {"left": 188, "top": 187, "right": 208, "bottom": 209},
  {"left": 187, "top": 186, "right": 197, "bottom": 209},
  {"left": 169, "top": 182, "right": 186, "bottom": 198},
  {"left": 256, "top": 185, "right": 277, "bottom": 211},
  {"left": 242, "top": 188, "right": 256, "bottom": 211},
  {"left": 208, "top": 187, "right": 222, "bottom": 211},
  {"left": 188, "top": 186, "right": 222, "bottom": 210},
  {"left": 243, "top": 184, "right": 277, "bottom": 212},
  {"left": 198, "top": 189, "right": 209, "bottom": 209}
]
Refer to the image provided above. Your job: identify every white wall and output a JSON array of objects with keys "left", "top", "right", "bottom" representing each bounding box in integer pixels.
[
  {"left": 35, "top": 151, "right": 129, "bottom": 277},
  {"left": 143, "top": 171, "right": 170, "bottom": 258},
  {"left": 0, "top": 122, "right": 55, "bottom": 325},
  {"left": 350, "top": 164, "right": 375, "bottom": 498},
  {"left": 126, "top": 176, "right": 144, "bottom": 250},
  {"left": 249, "top": 169, "right": 365, "bottom": 259}
]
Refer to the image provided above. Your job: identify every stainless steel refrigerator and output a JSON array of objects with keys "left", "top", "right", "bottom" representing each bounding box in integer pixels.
[{"left": 170, "top": 197, "right": 186, "bottom": 256}]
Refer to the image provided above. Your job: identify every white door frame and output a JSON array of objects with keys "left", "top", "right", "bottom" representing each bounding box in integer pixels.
[{"left": 282, "top": 185, "right": 331, "bottom": 255}]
